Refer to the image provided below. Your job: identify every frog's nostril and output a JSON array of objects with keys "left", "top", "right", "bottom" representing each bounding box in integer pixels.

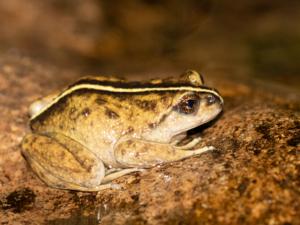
[{"left": 206, "top": 94, "right": 219, "bottom": 105}]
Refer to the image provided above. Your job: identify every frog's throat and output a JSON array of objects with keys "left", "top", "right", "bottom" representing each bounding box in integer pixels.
[{"left": 171, "top": 109, "right": 222, "bottom": 138}]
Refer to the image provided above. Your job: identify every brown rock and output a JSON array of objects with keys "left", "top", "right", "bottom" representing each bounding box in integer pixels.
[{"left": 0, "top": 53, "right": 299, "bottom": 225}]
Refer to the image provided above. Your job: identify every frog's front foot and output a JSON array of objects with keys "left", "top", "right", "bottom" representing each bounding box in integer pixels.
[{"left": 191, "top": 145, "right": 215, "bottom": 155}]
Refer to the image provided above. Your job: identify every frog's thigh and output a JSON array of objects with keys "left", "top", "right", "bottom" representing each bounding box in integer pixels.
[
  {"left": 22, "top": 133, "right": 106, "bottom": 191},
  {"left": 26, "top": 158, "right": 114, "bottom": 192},
  {"left": 114, "top": 138, "right": 213, "bottom": 168}
]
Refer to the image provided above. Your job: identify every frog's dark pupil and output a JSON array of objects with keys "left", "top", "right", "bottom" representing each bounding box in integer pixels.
[{"left": 187, "top": 100, "right": 196, "bottom": 109}]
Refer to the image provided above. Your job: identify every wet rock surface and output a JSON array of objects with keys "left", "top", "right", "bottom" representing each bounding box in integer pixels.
[{"left": 0, "top": 54, "right": 299, "bottom": 225}]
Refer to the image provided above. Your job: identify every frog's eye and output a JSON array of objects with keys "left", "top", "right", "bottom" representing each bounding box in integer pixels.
[{"left": 175, "top": 94, "right": 200, "bottom": 114}]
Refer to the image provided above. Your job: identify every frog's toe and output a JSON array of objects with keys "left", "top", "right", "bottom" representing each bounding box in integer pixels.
[{"left": 192, "top": 145, "right": 215, "bottom": 155}]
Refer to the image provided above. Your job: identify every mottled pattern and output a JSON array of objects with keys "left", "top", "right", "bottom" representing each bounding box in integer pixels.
[{"left": 30, "top": 90, "right": 176, "bottom": 144}]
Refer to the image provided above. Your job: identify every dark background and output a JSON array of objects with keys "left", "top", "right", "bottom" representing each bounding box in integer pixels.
[{"left": 0, "top": 0, "right": 299, "bottom": 89}]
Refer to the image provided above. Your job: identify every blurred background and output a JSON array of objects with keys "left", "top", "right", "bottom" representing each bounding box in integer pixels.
[{"left": 0, "top": 0, "right": 299, "bottom": 89}]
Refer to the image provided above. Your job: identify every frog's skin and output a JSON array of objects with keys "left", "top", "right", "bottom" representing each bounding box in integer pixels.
[{"left": 22, "top": 70, "right": 223, "bottom": 191}]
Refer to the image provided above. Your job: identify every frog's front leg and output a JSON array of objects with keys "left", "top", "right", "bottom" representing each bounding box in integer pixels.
[
  {"left": 114, "top": 138, "right": 213, "bottom": 168},
  {"left": 21, "top": 133, "right": 114, "bottom": 191}
]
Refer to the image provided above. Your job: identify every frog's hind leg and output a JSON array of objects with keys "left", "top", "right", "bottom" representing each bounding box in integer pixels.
[
  {"left": 26, "top": 157, "right": 115, "bottom": 191},
  {"left": 21, "top": 133, "right": 110, "bottom": 191}
]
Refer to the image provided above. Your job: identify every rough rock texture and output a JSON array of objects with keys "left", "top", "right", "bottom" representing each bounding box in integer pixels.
[{"left": 0, "top": 54, "right": 299, "bottom": 225}]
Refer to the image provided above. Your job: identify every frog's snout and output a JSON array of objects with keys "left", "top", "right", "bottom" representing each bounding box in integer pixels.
[{"left": 204, "top": 93, "right": 223, "bottom": 106}]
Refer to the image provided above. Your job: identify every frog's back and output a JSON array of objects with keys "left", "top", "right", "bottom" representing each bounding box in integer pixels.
[
  {"left": 29, "top": 78, "right": 175, "bottom": 148},
  {"left": 27, "top": 72, "right": 222, "bottom": 158},
  {"left": 30, "top": 90, "right": 125, "bottom": 140}
]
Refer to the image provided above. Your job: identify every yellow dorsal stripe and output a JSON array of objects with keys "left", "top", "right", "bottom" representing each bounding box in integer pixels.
[{"left": 31, "top": 84, "right": 223, "bottom": 120}]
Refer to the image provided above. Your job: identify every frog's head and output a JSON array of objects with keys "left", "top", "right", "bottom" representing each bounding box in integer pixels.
[
  {"left": 167, "top": 90, "right": 223, "bottom": 137},
  {"left": 143, "top": 71, "right": 223, "bottom": 143}
]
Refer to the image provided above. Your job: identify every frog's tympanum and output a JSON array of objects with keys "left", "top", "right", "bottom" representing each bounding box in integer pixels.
[{"left": 22, "top": 70, "right": 223, "bottom": 191}]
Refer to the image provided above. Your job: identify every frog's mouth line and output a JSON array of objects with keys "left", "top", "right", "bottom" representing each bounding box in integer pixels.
[
  {"left": 172, "top": 109, "right": 224, "bottom": 140},
  {"left": 186, "top": 110, "right": 224, "bottom": 136}
]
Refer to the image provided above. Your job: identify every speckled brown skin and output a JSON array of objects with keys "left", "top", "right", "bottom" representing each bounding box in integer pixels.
[
  {"left": 21, "top": 73, "right": 223, "bottom": 191},
  {"left": 28, "top": 91, "right": 175, "bottom": 166}
]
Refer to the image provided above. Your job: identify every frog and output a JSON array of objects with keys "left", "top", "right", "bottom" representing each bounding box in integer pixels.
[{"left": 21, "top": 70, "right": 223, "bottom": 192}]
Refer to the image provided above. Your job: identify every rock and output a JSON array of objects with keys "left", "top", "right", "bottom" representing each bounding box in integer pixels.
[{"left": 0, "top": 53, "right": 299, "bottom": 225}]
